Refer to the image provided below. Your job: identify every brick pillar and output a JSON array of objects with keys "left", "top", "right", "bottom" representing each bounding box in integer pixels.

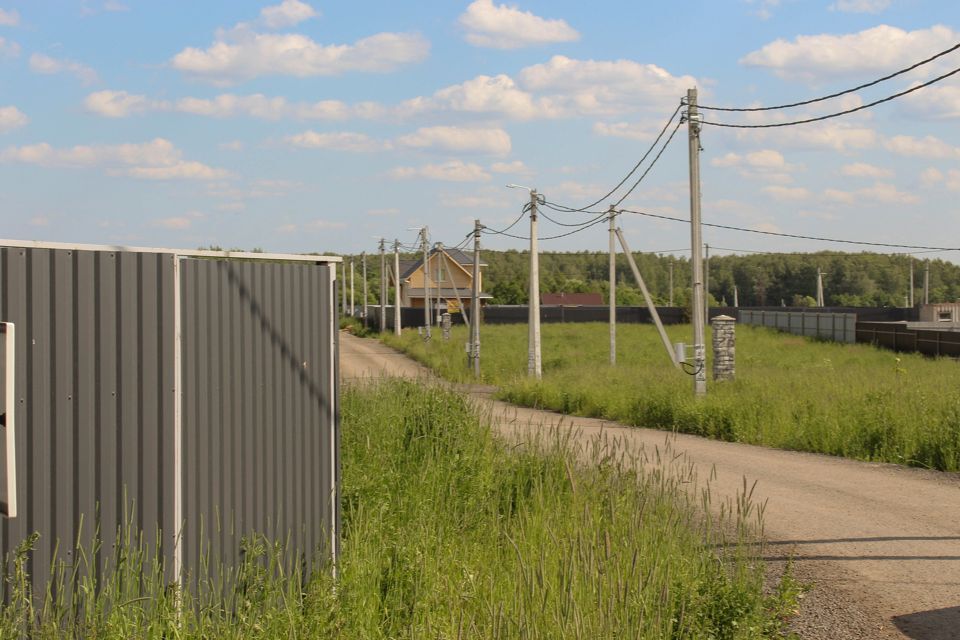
[{"left": 711, "top": 315, "right": 735, "bottom": 381}]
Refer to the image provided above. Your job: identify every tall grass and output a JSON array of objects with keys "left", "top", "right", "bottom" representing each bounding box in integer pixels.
[
  {"left": 1, "top": 380, "right": 796, "bottom": 637},
  {"left": 383, "top": 322, "right": 960, "bottom": 471}
]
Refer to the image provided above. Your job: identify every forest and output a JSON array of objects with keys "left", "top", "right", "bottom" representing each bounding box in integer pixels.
[{"left": 478, "top": 250, "right": 960, "bottom": 307}]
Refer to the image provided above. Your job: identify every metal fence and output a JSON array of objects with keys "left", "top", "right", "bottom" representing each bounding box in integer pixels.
[
  {"left": 856, "top": 322, "right": 960, "bottom": 358},
  {"left": 738, "top": 309, "right": 857, "bottom": 344},
  {"left": 0, "top": 240, "right": 340, "bottom": 596}
]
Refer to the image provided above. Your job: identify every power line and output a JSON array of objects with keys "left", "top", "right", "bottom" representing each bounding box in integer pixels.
[
  {"left": 551, "top": 103, "right": 682, "bottom": 212},
  {"left": 482, "top": 211, "right": 610, "bottom": 241},
  {"left": 700, "top": 65, "right": 960, "bottom": 128},
  {"left": 698, "top": 41, "right": 960, "bottom": 112},
  {"left": 481, "top": 209, "right": 528, "bottom": 236},
  {"left": 618, "top": 207, "right": 960, "bottom": 251}
]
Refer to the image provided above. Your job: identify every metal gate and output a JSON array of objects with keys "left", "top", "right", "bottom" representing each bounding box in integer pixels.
[{"left": 0, "top": 240, "right": 340, "bottom": 595}]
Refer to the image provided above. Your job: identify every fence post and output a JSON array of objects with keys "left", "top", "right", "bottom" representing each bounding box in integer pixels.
[{"left": 711, "top": 315, "right": 736, "bottom": 381}]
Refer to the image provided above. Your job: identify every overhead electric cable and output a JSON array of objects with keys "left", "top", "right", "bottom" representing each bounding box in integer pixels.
[
  {"left": 553, "top": 102, "right": 682, "bottom": 212},
  {"left": 482, "top": 211, "right": 610, "bottom": 241},
  {"left": 698, "top": 41, "right": 960, "bottom": 112},
  {"left": 619, "top": 208, "right": 960, "bottom": 251},
  {"left": 481, "top": 209, "right": 528, "bottom": 236},
  {"left": 613, "top": 118, "right": 684, "bottom": 206},
  {"left": 700, "top": 65, "right": 960, "bottom": 128}
]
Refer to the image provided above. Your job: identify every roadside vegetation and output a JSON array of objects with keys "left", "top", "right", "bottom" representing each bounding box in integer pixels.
[
  {"left": 384, "top": 322, "right": 960, "bottom": 472},
  {"left": 0, "top": 380, "right": 797, "bottom": 638}
]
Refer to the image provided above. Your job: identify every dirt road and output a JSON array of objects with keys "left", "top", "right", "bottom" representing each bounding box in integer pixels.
[{"left": 340, "top": 332, "right": 960, "bottom": 639}]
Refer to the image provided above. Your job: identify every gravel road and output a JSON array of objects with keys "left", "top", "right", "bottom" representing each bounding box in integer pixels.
[{"left": 340, "top": 331, "right": 960, "bottom": 639}]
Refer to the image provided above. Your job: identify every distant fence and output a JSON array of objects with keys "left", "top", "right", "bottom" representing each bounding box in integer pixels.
[
  {"left": 738, "top": 310, "right": 857, "bottom": 344},
  {"left": 856, "top": 322, "right": 960, "bottom": 358}
]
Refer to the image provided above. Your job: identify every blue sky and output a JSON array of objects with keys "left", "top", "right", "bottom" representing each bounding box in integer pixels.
[{"left": 0, "top": 0, "right": 958, "bottom": 260}]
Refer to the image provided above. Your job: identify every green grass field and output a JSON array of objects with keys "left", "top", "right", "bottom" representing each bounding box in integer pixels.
[
  {"left": 383, "top": 322, "right": 960, "bottom": 472},
  {"left": 1, "top": 380, "right": 796, "bottom": 638}
]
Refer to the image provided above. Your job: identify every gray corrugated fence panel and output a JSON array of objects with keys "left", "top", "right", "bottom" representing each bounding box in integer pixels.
[
  {"left": 0, "top": 247, "right": 177, "bottom": 597},
  {"left": 180, "top": 259, "right": 335, "bottom": 586}
]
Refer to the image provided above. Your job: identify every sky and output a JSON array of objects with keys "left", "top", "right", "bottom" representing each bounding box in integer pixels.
[{"left": 0, "top": 0, "right": 959, "bottom": 260}]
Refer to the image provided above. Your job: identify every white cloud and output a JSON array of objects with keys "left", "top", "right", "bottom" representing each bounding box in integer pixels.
[
  {"left": 840, "top": 162, "right": 893, "bottom": 178},
  {"left": 593, "top": 121, "right": 660, "bottom": 141},
  {"left": 84, "top": 90, "right": 165, "bottom": 117},
  {"left": 0, "top": 9, "right": 19, "bottom": 26},
  {"left": 883, "top": 134, "right": 960, "bottom": 159},
  {"left": 400, "top": 73, "right": 554, "bottom": 120},
  {"left": 711, "top": 149, "right": 799, "bottom": 184},
  {"left": 744, "top": 0, "right": 781, "bottom": 20},
  {"left": 367, "top": 207, "right": 399, "bottom": 217},
  {"left": 259, "top": 0, "right": 317, "bottom": 29},
  {"left": 390, "top": 160, "right": 491, "bottom": 182},
  {"left": 0, "top": 138, "right": 229, "bottom": 180},
  {"left": 283, "top": 130, "right": 385, "bottom": 152},
  {"left": 823, "top": 188, "right": 856, "bottom": 204},
  {"left": 396, "top": 126, "right": 511, "bottom": 155},
  {"left": 741, "top": 25, "right": 959, "bottom": 81},
  {"left": 458, "top": 0, "right": 579, "bottom": 49},
  {"left": 920, "top": 167, "right": 943, "bottom": 187},
  {"left": 154, "top": 215, "right": 197, "bottom": 230},
  {"left": 763, "top": 185, "right": 810, "bottom": 200},
  {"left": 0, "top": 106, "right": 28, "bottom": 133},
  {"left": 739, "top": 122, "right": 878, "bottom": 152},
  {"left": 824, "top": 181, "right": 920, "bottom": 204},
  {"left": 220, "top": 140, "right": 244, "bottom": 151},
  {"left": 29, "top": 53, "right": 98, "bottom": 85},
  {"left": 0, "top": 36, "right": 19, "bottom": 58},
  {"left": 306, "top": 219, "right": 347, "bottom": 230},
  {"left": 490, "top": 160, "right": 531, "bottom": 175},
  {"left": 901, "top": 84, "right": 960, "bottom": 120},
  {"left": 829, "top": 0, "right": 891, "bottom": 13},
  {"left": 177, "top": 93, "right": 291, "bottom": 119},
  {"left": 172, "top": 29, "right": 429, "bottom": 84},
  {"left": 439, "top": 193, "right": 503, "bottom": 208}
]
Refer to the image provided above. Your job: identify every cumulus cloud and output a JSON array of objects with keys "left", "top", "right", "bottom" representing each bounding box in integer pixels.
[
  {"left": 824, "top": 181, "right": 920, "bottom": 204},
  {"left": 901, "top": 84, "right": 960, "bottom": 120},
  {"left": 399, "top": 73, "right": 555, "bottom": 120},
  {"left": 389, "top": 160, "right": 491, "bottom": 182},
  {"left": 0, "top": 106, "right": 28, "bottom": 133},
  {"left": 0, "top": 8, "right": 19, "bottom": 26},
  {"left": 283, "top": 130, "right": 385, "bottom": 152},
  {"left": 84, "top": 90, "right": 166, "bottom": 117},
  {"left": 711, "top": 149, "right": 800, "bottom": 184},
  {"left": 593, "top": 121, "right": 661, "bottom": 141},
  {"left": 741, "top": 25, "right": 959, "bottom": 81},
  {"left": 29, "top": 53, "right": 98, "bottom": 85},
  {"left": 0, "top": 137, "right": 229, "bottom": 180},
  {"left": 259, "top": 0, "right": 317, "bottom": 29},
  {"left": 396, "top": 126, "right": 511, "bottom": 155},
  {"left": 883, "top": 134, "right": 960, "bottom": 158},
  {"left": 171, "top": 28, "right": 429, "bottom": 84},
  {"left": 920, "top": 167, "right": 943, "bottom": 187},
  {"left": 490, "top": 160, "right": 531, "bottom": 175},
  {"left": 763, "top": 185, "right": 810, "bottom": 201},
  {"left": 840, "top": 162, "right": 893, "bottom": 178},
  {"left": 458, "top": 0, "right": 579, "bottom": 49},
  {"left": 829, "top": 0, "right": 891, "bottom": 13},
  {"left": 739, "top": 122, "right": 878, "bottom": 152},
  {"left": 0, "top": 36, "right": 19, "bottom": 58}
]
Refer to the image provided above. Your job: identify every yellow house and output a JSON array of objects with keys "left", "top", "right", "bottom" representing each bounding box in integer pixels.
[{"left": 398, "top": 247, "right": 490, "bottom": 311}]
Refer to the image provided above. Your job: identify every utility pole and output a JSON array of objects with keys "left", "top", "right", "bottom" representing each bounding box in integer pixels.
[
  {"left": 686, "top": 87, "right": 706, "bottom": 396},
  {"left": 435, "top": 242, "right": 444, "bottom": 327},
  {"left": 669, "top": 258, "right": 674, "bottom": 307},
  {"left": 528, "top": 189, "right": 542, "bottom": 379},
  {"left": 909, "top": 258, "right": 915, "bottom": 308},
  {"left": 733, "top": 284, "right": 739, "bottom": 308},
  {"left": 362, "top": 252, "right": 368, "bottom": 328},
  {"left": 608, "top": 205, "right": 617, "bottom": 365},
  {"left": 350, "top": 259, "right": 355, "bottom": 316},
  {"left": 471, "top": 219, "right": 482, "bottom": 378},
  {"left": 379, "top": 239, "right": 386, "bottom": 333},
  {"left": 816, "top": 268, "right": 825, "bottom": 307},
  {"left": 704, "top": 243, "right": 710, "bottom": 324},
  {"left": 924, "top": 261, "right": 930, "bottom": 304},
  {"left": 421, "top": 227, "right": 431, "bottom": 339},
  {"left": 341, "top": 261, "right": 347, "bottom": 316},
  {"left": 394, "top": 240, "right": 401, "bottom": 336}
]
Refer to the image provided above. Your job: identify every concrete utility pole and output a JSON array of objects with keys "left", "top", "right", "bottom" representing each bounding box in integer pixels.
[
  {"left": 705, "top": 243, "right": 710, "bottom": 324},
  {"left": 421, "top": 227, "right": 431, "bottom": 339},
  {"left": 341, "top": 262, "right": 347, "bottom": 316},
  {"left": 528, "top": 189, "right": 542, "bottom": 379},
  {"left": 379, "top": 239, "right": 387, "bottom": 333},
  {"left": 909, "top": 258, "right": 915, "bottom": 308},
  {"left": 686, "top": 87, "right": 706, "bottom": 396},
  {"left": 350, "top": 259, "right": 355, "bottom": 316},
  {"left": 925, "top": 261, "right": 930, "bottom": 304},
  {"left": 361, "top": 252, "right": 368, "bottom": 327},
  {"left": 816, "top": 268, "right": 825, "bottom": 307},
  {"left": 394, "top": 240, "right": 401, "bottom": 336},
  {"left": 608, "top": 205, "right": 617, "bottom": 365},
  {"left": 471, "top": 219, "right": 482, "bottom": 378},
  {"left": 435, "top": 242, "right": 444, "bottom": 327},
  {"left": 733, "top": 284, "right": 739, "bottom": 308},
  {"left": 669, "top": 258, "right": 674, "bottom": 307}
]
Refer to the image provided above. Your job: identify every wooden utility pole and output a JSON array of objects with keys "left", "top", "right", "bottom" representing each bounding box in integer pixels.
[
  {"left": 394, "top": 240, "right": 401, "bottom": 336},
  {"left": 686, "top": 87, "right": 706, "bottom": 396},
  {"left": 379, "top": 239, "right": 386, "bottom": 332},
  {"left": 471, "top": 219, "right": 482, "bottom": 378},
  {"left": 528, "top": 189, "right": 542, "bottom": 379},
  {"left": 608, "top": 205, "right": 617, "bottom": 365}
]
